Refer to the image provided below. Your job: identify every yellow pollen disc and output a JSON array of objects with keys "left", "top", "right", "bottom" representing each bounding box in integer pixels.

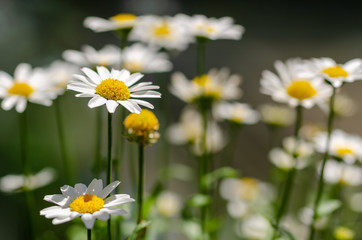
[
  {"left": 334, "top": 226, "right": 354, "bottom": 240},
  {"left": 123, "top": 61, "right": 143, "bottom": 73},
  {"left": 95, "top": 79, "right": 130, "bottom": 101},
  {"left": 154, "top": 22, "right": 170, "bottom": 36},
  {"left": 193, "top": 75, "right": 209, "bottom": 86},
  {"left": 8, "top": 82, "right": 34, "bottom": 97},
  {"left": 111, "top": 13, "right": 137, "bottom": 23},
  {"left": 287, "top": 80, "right": 317, "bottom": 101},
  {"left": 192, "top": 75, "right": 221, "bottom": 100},
  {"left": 124, "top": 109, "right": 159, "bottom": 136},
  {"left": 322, "top": 66, "right": 348, "bottom": 78},
  {"left": 239, "top": 177, "right": 259, "bottom": 201},
  {"left": 336, "top": 147, "right": 354, "bottom": 156},
  {"left": 69, "top": 194, "right": 104, "bottom": 214}
]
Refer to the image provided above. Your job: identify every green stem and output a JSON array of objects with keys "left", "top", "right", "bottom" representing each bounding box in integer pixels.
[
  {"left": 197, "top": 38, "right": 206, "bottom": 76},
  {"left": 200, "top": 108, "right": 209, "bottom": 236},
  {"left": 137, "top": 144, "right": 145, "bottom": 224},
  {"left": 93, "top": 108, "right": 102, "bottom": 178},
  {"left": 54, "top": 98, "right": 71, "bottom": 183},
  {"left": 273, "top": 105, "right": 303, "bottom": 239},
  {"left": 107, "top": 112, "right": 113, "bottom": 240},
  {"left": 87, "top": 229, "right": 92, "bottom": 240},
  {"left": 308, "top": 86, "right": 337, "bottom": 240}
]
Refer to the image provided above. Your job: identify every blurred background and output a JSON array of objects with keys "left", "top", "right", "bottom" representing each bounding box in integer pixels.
[{"left": 1, "top": 0, "right": 362, "bottom": 239}]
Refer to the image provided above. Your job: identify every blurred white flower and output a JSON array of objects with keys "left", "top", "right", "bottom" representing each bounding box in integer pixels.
[
  {"left": 84, "top": 13, "right": 137, "bottom": 32},
  {"left": 281, "top": 216, "right": 308, "bottom": 240},
  {"left": 63, "top": 45, "right": 121, "bottom": 69},
  {"left": 237, "top": 214, "right": 273, "bottom": 240},
  {"left": 304, "top": 57, "right": 362, "bottom": 88},
  {"left": 213, "top": 101, "right": 259, "bottom": 125},
  {"left": 0, "top": 63, "right": 57, "bottom": 112},
  {"left": 320, "top": 160, "right": 362, "bottom": 186},
  {"left": 258, "top": 104, "right": 295, "bottom": 127},
  {"left": 260, "top": 58, "right": 332, "bottom": 108},
  {"left": 129, "top": 15, "right": 193, "bottom": 51},
  {"left": 67, "top": 66, "right": 160, "bottom": 114},
  {"left": 314, "top": 129, "right": 362, "bottom": 164},
  {"left": 156, "top": 191, "right": 181, "bottom": 217},
  {"left": 175, "top": 14, "right": 244, "bottom": 40},
  {"left": 349, "top": 192, "right": 362, "bottom": 212},
  {"left": 299, "top": 207, "right": 329, "bottom": 230},
  {"left": 122, "top": 43, "right": 172, "bottom": 73},
  {"left": 0, "top": 168, "right": 56, "bottom": 193},
  {"left": 319, "top": 93, "right": 357, "bottom": 117}
]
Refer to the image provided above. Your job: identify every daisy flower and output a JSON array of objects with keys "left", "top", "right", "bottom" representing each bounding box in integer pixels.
[
  {"left": 319, "top": 93, "right": 357, "bottom": 117},
  {"left": 213, "top": 101, "right": 259, "bottom": 125},
  {"left": 40, "top": 179, "right": 135, "bottom": 229},
  {"left": 334, "top": 226, "right": 355, "bottom": 240},
  {"left": 260, "top": 58, "right": 332, "bottom": 108},
  {"left": 0, "top": 63, "right": 57, "bottom": 113},
  {"left": 122, "top": 43, "right": 172, "bottom": 73},
  {"left": 129, "top": 15, "right": 193, "bottom": 51},
  {"left": 84, "top": 13, "right": 137, "bottom": 32},
  {"left": 67, "top": 66, "right": 160, "bottom": 114},
  {"left": 175, "top": 14, "right": 244, "bottom": 40},
  {"left": 305, "top": 57, "right": 362, "bottom": 88},
  {"left": 258, "top": 104, "right": 295, "bottom": 127},
  {"left": 238, "top": 214, "right": 273, "bottom": 240},
  {"left": 314, "top": 129, "right": 362, "bottom": 164},
  {"left": 63, "top": 45, "right": 121, "bottom": 69},
  {"left": 156, "top": 191, "right": 182, "bottom": 217},
  {"left": 320, "top": 160, "right": 362, "bottom": 186}
]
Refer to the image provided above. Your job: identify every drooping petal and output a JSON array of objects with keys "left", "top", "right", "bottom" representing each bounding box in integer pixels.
[
  {"left": 105, "top": 100, "right": 119, "bottom": 113},
  {"left": 88, "top": 95, "right": 107, "bottom": 108},
  {"left": 81, "top": 213, "right": 96, "bottom": 229}
]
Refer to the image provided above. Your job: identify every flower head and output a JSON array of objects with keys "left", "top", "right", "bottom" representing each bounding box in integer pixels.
[
  {"left": 258, "top": 104, "right": 295, "bottom": 127},
  {"left": 84, "top": 13, "right": 137, "bottom": 32},
  {"left": 0, "top": 63, "right": 57, "bottom": 112},
  {"left": 320, "top": 160, "right": 362, "bottom": 186},
  {"left": 334, "top": 226, "right": 355, "bottom": 240},
  {"left": 67, "top": 66, "right": 160, "bottom": 113},
  {"left": 40, "top": 179, "right": 134, "bottom": 229},
  {"left": 156, "top": 191, "right": 181, "bottom": 217},
  {"left": 213, "top": 102, "right": 259, "bottom": 125}
]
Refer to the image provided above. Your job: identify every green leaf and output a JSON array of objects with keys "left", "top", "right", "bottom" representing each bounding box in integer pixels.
[
  {"left": 317, "top": 199, "right": 341, "bottom": 217},
  {"left": 126, "top": 221, "right": 151, "bottom": 240},
  {"left": 187, "top": 194, "right": 211, "bottom": 207},
  {"left": 202, "top": 167, "right": 238, "bottom": 189}
]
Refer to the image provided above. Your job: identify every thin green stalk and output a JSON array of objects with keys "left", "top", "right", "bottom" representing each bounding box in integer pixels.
[
  {"left": 87, "top": 229, "right": 92, "bottom": 240},
  {"left": 107, "top": 112, "right": 113, "bottom": 240},
  {"left": 197, "top": 38, "right": 207, "bottom": 76},
  {"left": 54, "top": 98, "right": 71, "bottom": 183},
  {"left": 225, "top": 123, "right": 242, "bottom": 167},
  {"left": 136, "top": 144, "right": 145, "bottom": 240},
  {"left": 273, "top": 105, "right": 303, "bottom": 239},
  {"left": 308, "top": 86, "right": 337, "bottom": 240},
  {"left": 200, "top": 108, "right": 209, "bottom": 236},
  {"left": 93, "top": 108, "right": 102, "bottom": 178}
]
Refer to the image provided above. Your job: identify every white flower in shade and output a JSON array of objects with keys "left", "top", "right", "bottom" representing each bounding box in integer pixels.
[
  {"left": 84, "top": 13, "right": 137, "bottom": 32},
  {"left": 170, "top": 68, "right": 242, "bottom": 105},
  {"left": 299, "top": 207, "right": 329, "bottom": 230},
  {"left": 258, "top": 104, "right": 295, "bottom": 127},
  {"left": 349, "top": 192, "right": 362, "bottom": 212},
  {"left": 319, "top": 93, "right": 357, "bottom": 117},
  {"left": 269, "top": 136, "right": 314, "bottom": 170},
  {"left": 63, "top": 45, "right": 121, "bottom": 69},
  {"left": 213, "top": 102, "right": 259, "bottom": 125},
  {"left": 45, "top": 61, "right": 80, "bottom": 95},
  {"left": 129, "top": 15, "right": 193, "bottom": 51},
  {"left": 0, "top": 63, "right": 57, "bottom": 113},
  {"left": 156, "top": 191, "right": 181, "bottom": 217},
  {"left": 0, "top": 168, "right": 55, "bottom": 193},
  {"left": 40, "top": 179, "right": 135, "bottom": 229},
  {"left": 238, "top": 214, "right": 272, "bottom": 240},
  {"left": 314, "top": 129, "right": 362, "bottom": 164},
  {"left": 67, "top": 66, "right": 160, "bottom": 114},
  {"left": 320, "top": 160, "right": 362, "bottom": 186},
  {"left": 281, "top": 216, "right": 308, "bottom": 240},
  {"left": 122, "top": 43, "right": 172, "bottom": 73},
  {"left": 305, "top": 57, "right": 362, "bottom": 88},
  {"left": 175, "top": 14, "right": 244, "bottom": 40},
  {"left": 260, "top": 58, "right": 332, "bottom": 108}
]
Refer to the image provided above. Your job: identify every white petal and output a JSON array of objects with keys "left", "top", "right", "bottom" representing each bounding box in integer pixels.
[
  {"left": 130, "top": 90, "right": 161, "bottom": 98},
  {"left": 86, "top": 179, "right": 103, "bottom": 195},
  {"left": 15, "top": 98, "right": 27, "bottom": 113},
  {"left": 98, "top": 181, "right": 120, "bottom": 199},
  {"left": 75, "top": 93, "right": 95, "bottom": 98},
  {"left": 81, "top": 213, "right": 96, "bottom": 229},
  {"left": 14, "top": 63, "right": 31, "bottom": 81},
  {"left": 104, "top": 194, "right": 135, "bottom": 207},
  {"left": 129, "top": 99, "right": 154, "bottom": 109},
  {"left": 61, "top": 185, "right": 80, "bottom": 199},
  {"left": 74, "top": 183, "right": 87, "bottom": 195},
  {"left": 81, "top": 68, "right": 102, "bottom": 84},
  {"left": 43, "top": 194, "right": 68, "bottom": 207},
  {"left": 88, "top": 96, "right": 107, "bottom": 108},
  {"left": 1, "top": 96, "right": 19, "bottom": 110},
  {"left": 96, "top": 66, "right": 111, "bottom": 80},
  {"left": 40, "top": 206, "right": 64, "bottom": 216},
  {"left": 118, "top": 100, "right": 141, "bottom": 113},
  {"left": 124, "top": 73, "right": 144, "bottom": 87},
  {"left": 105, "top": 100, "right": 119, "bottom": 113},
  {"left": 93, "top": 210, "right": 110, "bottom": 221}
]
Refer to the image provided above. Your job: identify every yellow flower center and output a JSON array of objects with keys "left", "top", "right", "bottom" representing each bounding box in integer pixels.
[
  {"left": 197, "top": 23, "right": 215, "bottom": 34},
  {"left": 95, "top": 79, "right": 130, "bottom": 101},
  {"left": 287, "top": 80, "right": 317, "bottom": 101},
  {"left": 111, "top": 13, "right": 137, "bottom": 23},
  {"left": 154, "top": 22, "right": 170, "bottom": 36},
  {"left": 193, "top": 75, "right": 209, "bottom": 86},
  {"left": 336, "top": 147, "right": 354, "bottom": 157},
  {"left": 239, "top": 177, "right": 260, "bottom": 201},
  {"left": 334, "top": 226, "right": 354, "bottom": 240},
  {"left": 8, "top": 82, "right": 34, "bottom": 97},
  {"left": 123, "top": 61, "right": 143, "bottom": 73},
  {"left": 192, "top": 75, "right": 221, "bottom": 100},
  {"left": 124, "top": 109, "right": 159, "bottom": 136},
  {"left": 69, "top": 194, "right": 104, "bottom": 214},
  {"left": 322, "top": 66, "right": 348, "bottom": 78}
]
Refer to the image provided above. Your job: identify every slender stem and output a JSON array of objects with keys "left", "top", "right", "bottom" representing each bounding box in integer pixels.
[
  {"left": 93, "top": 107, "right": 102, "bottom": 178},
  {"left": 308, "top": 86, "right": 337, "bottom": 240},
  {"left": 87, "top": 229, "right": 92, "bottom": 240},
  {"left": 197, "top": 38, "right": 206, "bottom": 76},
  {"left": 107, "top": 112, "right": 113, "bottom": 240},
  {"left": 54, "top": 98, "right": 71, "bottom": 183},
  {"left": 137, "top": 144, "right": 145, "bottom": 224},
  {"left": 272, "top": 105, "right": 303, "bottom": 238}
]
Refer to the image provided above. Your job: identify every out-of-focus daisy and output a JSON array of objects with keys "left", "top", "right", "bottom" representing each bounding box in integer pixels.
[
  {"left": 349, "top": 192, "right": 362, "bottom": 212},
  {"left": 269, "top": 136, "right": 314, "bottom": 170},
  {"left": 63, "top": 45, "right": 121, "bottom": 69},
  {"left": 213, "top": 102, "right": 259, "bottom": 125},
  {"left": 237, "top": 214, "right": 273, "bottom": 240},
  {"left": 260, "top": 58, "right": 332, "bottom": 108},
  {"left": 122, "top": 43, "right": 172, "bottom": 73},
  {"left": 84, "top": 13, "right": 137, "bottom": 32},
  {"left": 299, "top": 207, "right": 329, "bottom": 230},
  {"left": 170, "top": 68, "right": 242, "bottom": 107},
  {"left": 40, "top": 179, "right": 134, "bottom": 229},
  {"left": 67, "top": 66, "right": 160, "bottom": 114},
  {"left": 129, "top": 15, "right": 193, "bottom": 51},
  {"left": 0, "top": 168, "right": 55, "bottom": 193},
  {"left": 334, "top": 226, "right": 355, "bottom": 240},
  {"left": 175, "top": 14, "right": 244, "bottom": 40},
  {"left": 319, "top": 93, "right": 357, "bottom": 118},
  {"left": 305, "top": 57, "right": 362, "bottom": 88},
  {"left": 156, "top": 191, "right": 181, "bottom": 217},
  {"left": 123, "top": 109, "right": 160, "bottom": 145},
  {"left": 314, "top": 129, "right": 362, "bottom": 164},
  {"left": 258, "top": 104, "right": 295, "bottom": 127},
  {"left": 0, "top": 63, "right": 57, "bottom": 113},
  {"left": 320, "top": 160, "right": 362, "bottom": 186}
]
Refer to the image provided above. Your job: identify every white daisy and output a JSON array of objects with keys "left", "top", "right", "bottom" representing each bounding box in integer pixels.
[
  {"left": 67, "top": 66, "right": 160, "bottom": 114},
  {"left": 175, "top": 14, "right": 244, "bottom": 40},
  {"left": 213, "top": 101, "right": 259, "bottom": 125},
  {"left": 129, "top": 15, "right": 193, "bottom": 51},
  {"left": 260, "top": 58, "right": 332, "bottom": 108},
  {"left": 314, "top": 129, "right": 362, "bottom": 164},
  {"left": 258, "top": 104, "right": 295, "bottom": 127},
  {"left": 40, "top": 178, "right": 135, "bottom": 229},
  {"left": 238, "top": 214, "right": 273, "bottom": 240},
  {"left": 320, "top": 160, "right": 362, "bottom": 186},
  {"left": 156, "top": 191, "right": 182, "bottom": 217},
  {"left": 305, "top": 57, "right": 362, "bottom": 88},
  {"left": 122, "top": 43, "right": 172, "bottom": 73},
  {"left": 63, "top": 45, "right": 121, "bottom": 69},
  {"left": 319, "top": 93, "right": 357, "bottom": 117},
  {"left": 0, "top": 63, "right": 57, "bottom": 113},
  {"left": 170, "top": 68, "right": 242, "bottom": 105},
  {"left": 84, "top": 13, "right": 137, "bottom": 32}
]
